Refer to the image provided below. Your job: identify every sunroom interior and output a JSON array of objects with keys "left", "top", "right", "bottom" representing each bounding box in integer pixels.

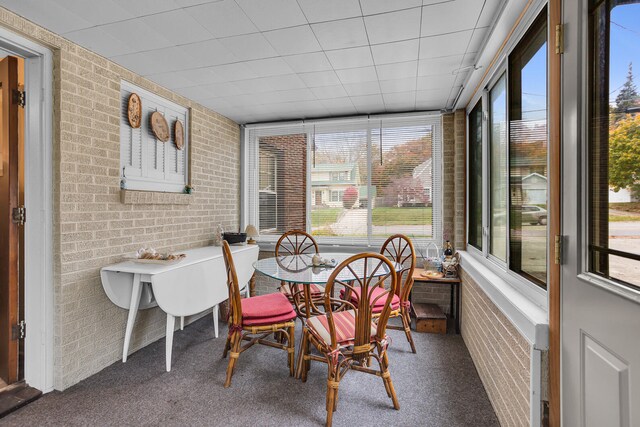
[{"left": 0, "top": 0, "right": 639, "bottom": 426}]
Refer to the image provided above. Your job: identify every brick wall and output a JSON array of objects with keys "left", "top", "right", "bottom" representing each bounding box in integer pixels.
[
  {"left": 259, "top": 134, "right": 307, "bottom": 233},
  {"left": 0, "top": 7, "right": 240, "bottom": 390},
  {"left": 460, "top": 269, "right": 531, "bottom": 427}
]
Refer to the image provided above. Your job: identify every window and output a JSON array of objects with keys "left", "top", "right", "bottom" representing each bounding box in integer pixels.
[
  {"left": 508, "top": 10, "right": 548, "bottom": 285},
  {"left": 120, "top": 81, "right": 189, "bottom": 193},
  {"left": 589, "top": 0, "right": 640, "bottom": 290},
  {"left": 245, "top": 115, "right": 442, "bottom": 246},
  {"left": 490, "top": 74, "right": 508, "bottom": 261},
  {"left": 468, "top": 100, "right": 483, "bottom": 251},
  {"left": 467, "top": 7, "right": 549, "bottom": 289}
]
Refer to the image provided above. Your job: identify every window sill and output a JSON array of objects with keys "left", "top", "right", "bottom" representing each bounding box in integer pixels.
[
  {"left": 459, "top": 251, "right": 549, "bottom": 350},
  {"left": 120, "top": 189, "right": 192, "bottom": 205}
]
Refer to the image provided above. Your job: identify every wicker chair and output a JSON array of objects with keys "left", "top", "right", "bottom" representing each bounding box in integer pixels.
[
  {"left": 275, "top": 230, "right": 324, "bottom": 318},
  {"left": 221, "top": 241, "right": 296, "bottom": 388},
  {"left": 299, "top": 253, "right": 400, "bottom": 427},
  {"left": 340, "top": 234, "right": 417, "bottom": 353}
]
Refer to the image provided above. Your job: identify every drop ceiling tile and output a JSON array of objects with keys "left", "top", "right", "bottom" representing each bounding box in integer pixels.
[
  {"left": 468, "top": 27, "right": 488, "bottom": 54},
  {"left": 232, "top": 77, "right": 279, "bottom": 94},
  {"left": 421, "top": 0, "right": 483, "bottom": 37},
  {"left": 359, "top": 0, "right": 422, "bottom": 16},
  {"left": 199, "top": 82, "right": 245, "bottom": 98},
  {"left": 175, "top": 0, "right": 225, "bottom": 7},
  {"left": 319, "top": 98, "right": 358, "bottom": 114},
  {"left": 283, "top": 52, "right": 333, "bottom": 73},
  {"left": 185, "top": 0, "right": 258, "bottom": 38},
  {"left": 416, "top": 74, "right": 456, "bottom": 91},
  {"left": 417, "top": 54, "right": 468, "bottom": 76},
  {"left": 364, "top": 9, "right": 421, "bottom": 45},
  {"left": 179, "top": 67, "right": 223, "bottom": 85},
  {"left": 111, "top": 50, "right": 168, "bottom": 76},
  {"left": 379, "top": 77, "right": 416, "bottom": 93},
  {"left": 297, "top": 0, "right": 362, "bottom": 23},
  {"left": 210, "top": 63, "right": 260, "bottom": 81},
  {"left": 178, "top": 39, "right": 240, "bottom": 68},
  {"left": 56, "top": 0, "right": 133, "bottom": 27},
  {"left": 175, "top": 85, "right": 219, "bottom": 101},
  {"left": 64, "top": 27, "right": 134, "bottom": 58},
  {"left": 343, "top": 81, "right": 381, "bottom": 97},
  {"left": 2, "top": 0, "right": 92, "bottom": 34},
  {"left": 376, "top": 61, "right": 417, "bottom": 80},
  {"left": 111, "top": 0, "right": 180, "bottom": 16},
  {"left": 478, "top": 0, "right": 504, "bottom": 28},
  {"left": 141, "top": 9, "right": 212, "bottom": 45},
  {"left": 100, "top": 20, "right": 174, "bottom": 54},
  {"left": 336, "top": 66, "right": 378, "bottom": 84},
  {"left": 371, "top": 39, "right": 419, "bottom": 65},
  {"left": 325, "top": 46, "right": 374, "bottom": 70},
  {"left": 419, "top": 30, "right": 473, "bottom": 59},
  {"left": 416, "top": 88, "right": 453, "bottom": 101},
  {"left": 259, "top": 74, "right": 308, "bottom": 91},
  {"left": 244, "top": 57, "right": 294, "bottom": 77},
  {"left": 299, "top": 70, "right": 341, "bottom": 87},
  {"left": 255, "top": 88, "right": 316, "bottom": 104},
  {"left": 312, "top": 18, "right": 369, "bottom": 50},
  {"left": 218, "top": 33, "right": 279, "bottom": 60},
  {"left": 310, "top": 85, "right": 349, "bottom": 99},
  {"left": 350, "top": 94, "right": 385, "bottom": 113},
  {"left": 147, "top": 71, "right": 195, "bottom": 90},
  {"left": 264, "top": 26, "right": 321, "bottom": 56},
  {"left": 383, "top": 91, "right": 415, "bottom": 104},
  {"left": 236, "top": 0, "right": 307, "bottom": 31}
]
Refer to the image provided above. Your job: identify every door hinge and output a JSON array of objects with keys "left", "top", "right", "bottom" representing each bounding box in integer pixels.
[
  {"left": 12, "top": 205, "right": 26, "bottom": 226},
  {"left": 12, "top": 89, "right": 26, "bottom": 108},
  {"left": 11, "top": 320, "right": 26, "bottom": 340},
  {"left": 554, "top": 235, "right": 564, "bottom": 265},
  {"left": 555, "top": 24, "right": 564, "bottom": 54}
]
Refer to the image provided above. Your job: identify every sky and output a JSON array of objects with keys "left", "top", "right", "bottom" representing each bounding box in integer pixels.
[{"left": 610, "top": 3, "right": 640, "bottom": 104}]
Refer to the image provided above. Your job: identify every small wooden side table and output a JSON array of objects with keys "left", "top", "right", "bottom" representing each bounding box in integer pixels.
[{"left": 412, "top": 268, "right": 462, "bottom": 334}]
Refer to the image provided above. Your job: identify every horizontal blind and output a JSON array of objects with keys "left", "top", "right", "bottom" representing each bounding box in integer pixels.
[{"left": 244, "top": 114, "right": 442, "bottom": 247}]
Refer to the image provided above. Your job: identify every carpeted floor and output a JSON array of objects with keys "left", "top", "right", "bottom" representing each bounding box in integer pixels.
[{"left": 3, "top": 317, "right": 499, "bottom": 426}]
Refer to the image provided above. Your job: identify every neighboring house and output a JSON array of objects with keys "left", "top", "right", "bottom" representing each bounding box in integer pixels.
[
  {"left": 522, "top": 172, "right": 547, "bottom": 205},
  {"left": 412, "top": 158, "right": 433, "bottom": 204},
  {"left": 311, "top": 164, "right": 362, "bottom": 208},
  {"left": 609, "top": 187, "right": 639, "bottom": 203}
]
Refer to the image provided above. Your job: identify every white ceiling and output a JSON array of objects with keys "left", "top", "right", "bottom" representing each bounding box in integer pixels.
[{"left": 0, "top": 0, "right": 504, "bottom": 124}]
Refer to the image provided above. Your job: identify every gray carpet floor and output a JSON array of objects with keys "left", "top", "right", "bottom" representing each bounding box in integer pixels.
[{"left": 3, "top": 317, "right": 499, "bottom": 426}]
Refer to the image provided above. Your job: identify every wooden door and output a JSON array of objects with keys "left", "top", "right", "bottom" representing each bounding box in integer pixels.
[{"left": 0, "top": 56, "right": 20, "bottom": 386}]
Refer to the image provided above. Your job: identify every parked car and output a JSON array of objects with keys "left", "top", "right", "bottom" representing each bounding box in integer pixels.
[{"left": 492, "top": 205, "right": 547, "bottom": 226}]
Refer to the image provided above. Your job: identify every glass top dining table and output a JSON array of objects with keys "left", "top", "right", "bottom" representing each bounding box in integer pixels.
[{"left": 253, "top": 252, "right": 399, "bottom": 285}]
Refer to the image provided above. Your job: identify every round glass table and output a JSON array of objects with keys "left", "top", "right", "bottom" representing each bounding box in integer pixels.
[{"left": 253, "top": 252, "right": 400, "bottom": 318}]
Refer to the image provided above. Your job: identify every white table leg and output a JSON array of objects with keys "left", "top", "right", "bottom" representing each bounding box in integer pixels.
[
  {"left": 180, "top": 316, "right": 184, "bottom": 331},
  {"left": 166, "top": 314, "right": 175, "bottom": 372},
  {"left": 122, "top": 273, "right": 143, "bottom": 363},
  {"left": 213, "top": 304, "right": 219, "bottom": 338}
]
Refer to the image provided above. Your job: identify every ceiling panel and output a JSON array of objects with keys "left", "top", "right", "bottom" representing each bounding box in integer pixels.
[
  {"left": 263, "top": 26, "right": 321, "bottom": 56},
  {"left": 0, "top": 0, "right": 503, "bottom": 123},
  {"left": 311, "top": 18, "right": 369, "bottom": 50},
  {"left": 297, "top": 0, "right": 362, "bottom": 23},
  {"left": 236, "top": 0, "right": 307, "bottom": 31},
  {"left": 185, "top": 0, "right": 258, "bottom": 38},
  {"left": 364, "top": 9, "right": 421, "bottom": 45}
]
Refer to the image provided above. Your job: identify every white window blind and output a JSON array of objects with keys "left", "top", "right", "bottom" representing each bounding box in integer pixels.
[
  {"left": 244, "top": 114, "right": 442, "bottom": 247},
  {"left": 120, "top": 81, "right": 189, "bottom": 193}
]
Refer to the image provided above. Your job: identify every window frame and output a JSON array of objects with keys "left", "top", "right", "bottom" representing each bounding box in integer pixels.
[
  {"left": 243, "top": 113, "right": 443, "bottom": 248},
  {"left": 465, "top": 2, "right": 550, "bottom": 299}
]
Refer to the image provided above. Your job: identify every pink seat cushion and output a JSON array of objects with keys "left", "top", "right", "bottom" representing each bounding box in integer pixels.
[
  {"left": 340, "top": 287, "right": 400, "bottom": 312},
  {"left": 241, "top": 293, "right": 296, "bottom": 319},
  {"left": 242, "top": 310, "right": 296, "bottom": 326}
]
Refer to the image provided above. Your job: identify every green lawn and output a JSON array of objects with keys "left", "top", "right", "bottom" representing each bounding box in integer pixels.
[
  {"left": 310, "top": 208, "right": 342, "bottom": 226},
  {"left": 372, "top": 207, "right": 432, "bottom": 225}
]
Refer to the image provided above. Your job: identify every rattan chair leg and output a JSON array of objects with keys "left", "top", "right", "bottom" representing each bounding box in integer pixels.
[
  {"left": 297, "top": 329, "right": 307, "bottom": 380},
  {"left": 224, "top": 332, "right": 241, "bottom": 388},
  {"left": 401, "top": 310, "right": 417, "bottom": 353},
  {"left": 288, "top": 324, "right": 296, "bottom": 376},
  {"left": 222, "top": 335, "right": 231, "bottom": 359}
]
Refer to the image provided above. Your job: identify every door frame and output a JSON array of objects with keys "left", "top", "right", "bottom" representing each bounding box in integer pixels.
[{"left": 0, "top": 27, "right": 54, "bottom": 392}]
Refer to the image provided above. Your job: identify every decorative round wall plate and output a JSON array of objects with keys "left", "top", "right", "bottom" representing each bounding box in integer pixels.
[
  {"left": 174, "top": 120, "right": 184, "bottom": 150},
  {"left": 150, "top": 111, "right": 170, "bottom": 142},
  {"left": 127, "top": 93, "right": 142, "bottom": 129}
]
